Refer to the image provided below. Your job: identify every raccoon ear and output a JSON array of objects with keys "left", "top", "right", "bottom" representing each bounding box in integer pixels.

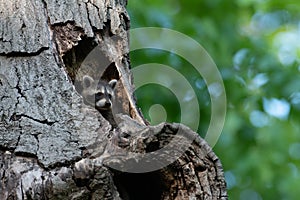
[
  {"left": 108, "top": 79, "right": 117, "bottom": 89},
  {"left": 82, "top": 75, "right": 94, "bottom": 89}
]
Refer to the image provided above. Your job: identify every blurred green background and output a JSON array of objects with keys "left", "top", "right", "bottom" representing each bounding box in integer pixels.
[{"left": 127, "top": 0, "right": 300, "bottom": 199}]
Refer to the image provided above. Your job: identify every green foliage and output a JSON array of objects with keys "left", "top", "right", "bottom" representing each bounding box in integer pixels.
[{"left": 128, "top": 0, "right": 300, "bottom": 199}]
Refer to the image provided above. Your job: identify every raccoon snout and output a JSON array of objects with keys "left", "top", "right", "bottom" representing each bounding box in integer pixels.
[
  {"left": 105, "top": 101, "right": 111, "bottom": 107},
  {"left": 95, "top": 99, "right": 112, "bottom": 110}
]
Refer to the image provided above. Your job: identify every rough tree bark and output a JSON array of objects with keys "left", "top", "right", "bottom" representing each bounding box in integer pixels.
[{"left": 0, "top": 0, "right": 227, "bottom": 200}]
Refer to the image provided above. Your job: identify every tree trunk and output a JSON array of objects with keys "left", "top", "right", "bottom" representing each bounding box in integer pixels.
[{"left": 0, "top": 0, "right": 227, "bottom": 199}]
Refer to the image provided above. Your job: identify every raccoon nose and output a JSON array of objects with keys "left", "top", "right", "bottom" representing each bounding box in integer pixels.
[{"left": 105, "top": 101, "right": 111, "bottom": 107}]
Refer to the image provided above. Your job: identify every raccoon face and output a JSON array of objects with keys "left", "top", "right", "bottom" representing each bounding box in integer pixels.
[{"left": 82, "top": 75, "right": 117, "bottom": 110}]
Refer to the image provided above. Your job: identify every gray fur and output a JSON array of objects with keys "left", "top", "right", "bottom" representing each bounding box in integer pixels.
[{"left": 81, "top": 75, "right": 117, "bottom": 111}]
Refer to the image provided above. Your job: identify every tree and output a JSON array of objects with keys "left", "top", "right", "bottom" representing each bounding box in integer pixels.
[{"left": 0, "top": 0, "right": 227, "bottom": 199}]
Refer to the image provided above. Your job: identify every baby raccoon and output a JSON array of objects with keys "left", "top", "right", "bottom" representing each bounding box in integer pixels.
[{"left": 81, "top": 75, "right": 117, "bottom": 127}]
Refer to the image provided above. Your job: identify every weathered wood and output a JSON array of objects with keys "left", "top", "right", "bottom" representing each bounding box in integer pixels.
[
  {"left": 0, "top": 0, "right": 227, "bottom": 199},
  {"left": 0, "top": 0, "right": 49, "bottom": 54},
  {"left": 0, "top": 117, "right": 227, "bottom": 199}
]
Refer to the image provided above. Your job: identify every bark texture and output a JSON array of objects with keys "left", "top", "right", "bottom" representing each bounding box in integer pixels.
[{"left": 0, "top": 0, "right": 227, "bottom": 199}]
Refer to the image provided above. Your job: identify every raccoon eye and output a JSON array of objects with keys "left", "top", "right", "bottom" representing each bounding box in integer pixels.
[
  {"left": 96, "top": 92, "right": 104, "bottom": 97},
  {"left": 108, "top": 94, "right": 112, "bottom": 99}
]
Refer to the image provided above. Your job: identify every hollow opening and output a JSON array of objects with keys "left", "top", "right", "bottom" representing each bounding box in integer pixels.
[
  {"left": 62, "top": 37, "right": 98, "bottom": 82},
  {"left": 113, "top": 171, "right": 167, "bottom": 200}
]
